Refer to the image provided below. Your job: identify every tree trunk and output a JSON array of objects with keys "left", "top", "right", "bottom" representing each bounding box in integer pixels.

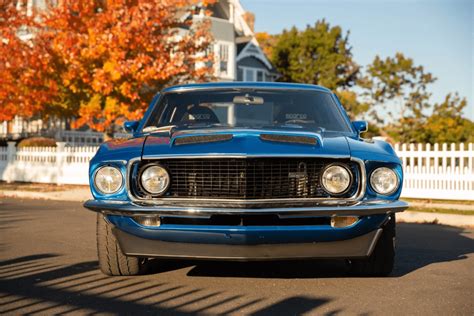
[{"left": 103, "top": 121, "right": 115, "bottom": 141}]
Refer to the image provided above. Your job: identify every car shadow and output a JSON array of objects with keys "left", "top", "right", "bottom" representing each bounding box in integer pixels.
[
  {"left": 0, "top": 223, "right": 472, "bottom": 314},
  {"left": 392, "top": 222, "right": 474, "bottom": 276},
  {"left": 0, "top": 255, "right": 330, "bottom": 314},
  {"left": 182, "top": 222, "right": 474, "bottom": 278}
]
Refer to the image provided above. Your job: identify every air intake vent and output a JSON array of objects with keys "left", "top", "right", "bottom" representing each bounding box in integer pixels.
[
  {"left": 260, "top": 134, "right": 317, "bottom": 146},
  {"left": 174, "top": 134, "right": 233, "bottom": 146}
]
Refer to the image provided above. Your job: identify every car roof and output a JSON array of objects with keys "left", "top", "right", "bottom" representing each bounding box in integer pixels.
[{"left": 161, "top": 82, "right": 332, "bottom": 94}]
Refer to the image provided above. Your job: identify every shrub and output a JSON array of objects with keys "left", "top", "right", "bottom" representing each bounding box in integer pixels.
[{"left": 17, "top": 137, "right": 57, "bottom": 148}]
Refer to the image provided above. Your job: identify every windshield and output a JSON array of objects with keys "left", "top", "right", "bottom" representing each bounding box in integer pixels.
[{"left": 143, "top": 89, "right": 352, "bottom": 133}]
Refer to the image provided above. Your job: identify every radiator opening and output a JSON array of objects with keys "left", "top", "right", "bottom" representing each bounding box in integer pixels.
[{"left": 161, "top": 215, "right": 331, "bottom": 226}]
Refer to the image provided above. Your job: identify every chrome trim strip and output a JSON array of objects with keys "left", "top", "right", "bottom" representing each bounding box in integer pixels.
[
  {"left": 84, "top": 200, "right": 409, "bottom": 218},
  {"left": 126, "top": 155, "right": 366, "bottom": 206},
  {"left": 170, "top": 128, "right": 324, "bottom": 138},
  {"left": 142, "top": 154, "right": 349, "bottom": 159},
  {"left": 98, "top": 159, "right": 128, "bottom": 165},
  {"left": 126, "top": 156, "right": 143, "bottom": 203},
  {"left": 162, "top": 85, "right": 331, "bottom": 94}
]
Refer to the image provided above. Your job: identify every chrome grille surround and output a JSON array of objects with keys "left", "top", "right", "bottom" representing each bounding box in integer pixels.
[{"left": 126, "top": 155, "right": 366, "bottom": 208}]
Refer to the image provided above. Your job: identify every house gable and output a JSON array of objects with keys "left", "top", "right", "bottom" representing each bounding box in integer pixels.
[
  {"left": 236, "top": 42, "right": 273, "bottom": 70},
  {"left": 236, "top": 41, "right": 279, "bottom": 82}
]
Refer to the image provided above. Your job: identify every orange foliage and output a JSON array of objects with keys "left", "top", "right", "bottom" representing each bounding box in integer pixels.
[
  {"left": 0, "top": 2, "right": 57, "bottom": 121},
  {"left": 255, "top": 32, "right": 278, "bottom": 60},
  {"left": 0, "top": 0, "right": 215, "bottom": 131}
]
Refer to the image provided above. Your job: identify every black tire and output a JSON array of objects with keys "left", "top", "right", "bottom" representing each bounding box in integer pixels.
[
  {"left": 350, "top": 215, "right": 396, "bottom": 277},
  {"left": 96, "top": 213, "right": 146, "bottom": 276}
]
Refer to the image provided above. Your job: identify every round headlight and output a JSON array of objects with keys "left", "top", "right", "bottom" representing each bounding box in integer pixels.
[
  {"left": 140, "top": 165, "right": 170, "bottom": 195},
  {"left": 321, "top": 165, "right": 352, "bottom": 195},
  {"left": 94, "top": 166, "right": 123, "bottom": 194},
  {"left": 370, "top": 167, "right": 399, "bottom": 195}
]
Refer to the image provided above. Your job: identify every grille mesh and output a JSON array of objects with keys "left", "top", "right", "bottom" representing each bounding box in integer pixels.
[{"left": 133, "top": 158, "right": 358, "bottom": 200}]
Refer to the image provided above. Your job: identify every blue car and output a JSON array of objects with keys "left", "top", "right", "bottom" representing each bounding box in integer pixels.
[{"left": 84, "top": 82, "right": 408, "bottom": 277}]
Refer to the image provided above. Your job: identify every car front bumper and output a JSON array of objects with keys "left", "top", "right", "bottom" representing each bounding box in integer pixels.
[
  {"left": 112, "top": 226, "right": 383, "bottom": 260},
  {"left": 84, "top": 199, "right": 407, "bottom": 260}
]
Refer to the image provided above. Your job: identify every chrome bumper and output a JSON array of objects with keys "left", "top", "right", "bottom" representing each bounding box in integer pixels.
[
  {"left": 84, "top": 199, "right": 408, "bottom": 218},
  {"left": 113, "top": 227, "right": 383, "bottom": 260}
]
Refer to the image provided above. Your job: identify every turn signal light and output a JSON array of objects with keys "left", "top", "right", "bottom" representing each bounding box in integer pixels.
[
  {"left": 330, "top": 216, "right": 358, "bottom": 228},
  {"left": 133, "top": 216, "right": 161, "bottom": 227}
]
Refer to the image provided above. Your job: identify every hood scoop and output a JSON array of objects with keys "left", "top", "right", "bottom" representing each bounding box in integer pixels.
[
  {"left": 260, "top": 134, "right": 318, "bottom": 146},
  {"left": 173, "top": 134, "right": 233, "bottom": 146}
]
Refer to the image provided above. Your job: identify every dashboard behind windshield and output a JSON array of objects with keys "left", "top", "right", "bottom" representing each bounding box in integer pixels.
[{"left": 143, "top": 89, "right": 352, "bottom": 133}]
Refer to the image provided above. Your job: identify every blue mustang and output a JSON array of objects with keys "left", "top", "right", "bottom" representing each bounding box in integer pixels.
[{"left": 84, "top": 82, "right": 408, "bottom": 277}]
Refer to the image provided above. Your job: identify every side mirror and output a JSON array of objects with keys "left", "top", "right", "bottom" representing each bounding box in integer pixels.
[
  {"left": 352, "top": 121, "right": 368, "bottom": 134},
  {"left": 123, "top": 120, "right": 140, "bottom": 133}
]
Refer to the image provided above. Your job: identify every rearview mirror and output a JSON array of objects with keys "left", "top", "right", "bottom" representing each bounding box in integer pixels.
[
  {"left": 124, "top": 120, "right": 140, "bottom": 133},
  {"left": 352, "top": 121, "right": 368, "bottom": 134},
  {"left": 233, "top": 94, "right": 264, "bottom": 105}
]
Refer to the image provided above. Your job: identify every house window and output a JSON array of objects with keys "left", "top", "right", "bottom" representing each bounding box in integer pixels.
[
  {"left": 245, "top": 69, "right": 255, "bottom": 81},
  {"left": 237, "top": 68, "right": 243, "bottom": 81},
  {"left": 205, "top": 45, "right": 214, "bottom": 68},
  {"left": 219, "top": 44, "right": 229, "bottom": 74},
  {"left": 239, "top": 67, "right": 268, "bottom": 82}
]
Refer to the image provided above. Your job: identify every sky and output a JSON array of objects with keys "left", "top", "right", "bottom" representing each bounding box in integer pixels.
[{"left": 240, "top": 0, "right": 474, "bottom": 120}]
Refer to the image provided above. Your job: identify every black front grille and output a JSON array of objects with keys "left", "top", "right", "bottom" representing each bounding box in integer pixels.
[
  {"left": 133, "top": 158, "right": 359, "bottom": 200},
  {"left": 161, "top": 215, "right": 331, "bottom": 226}
]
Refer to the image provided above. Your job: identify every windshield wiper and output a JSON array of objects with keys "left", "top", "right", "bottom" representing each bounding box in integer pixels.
[{"left": 267, "top": 123, "right": 326, "bottom": 134}]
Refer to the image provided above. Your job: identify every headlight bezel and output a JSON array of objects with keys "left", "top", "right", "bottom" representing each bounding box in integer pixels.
[
  {"left": 320, "top": 163, "right": 354, "bottom": 196},
  {"left": 93, "top": 165, "right": 124, "bottom": 195},
  {"left": 139, "top": 164, "right": 170, "bottom": 196},
  {"left": 370, "top": 167, "right": 399, "bottom": 195}
]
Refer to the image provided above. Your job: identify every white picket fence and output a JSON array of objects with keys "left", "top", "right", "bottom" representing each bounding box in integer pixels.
[
  {"left": 0, "top": 142, "right": 97, "bottom": 185},
  {"left": 0, "top": 142, "right": 473, "bottom": 201},
  {"left": 394, "top": 143, "right": 474, "bottom": 200},
  {"left": 57, "top": 130, "right": 130, "bottom": 145}
]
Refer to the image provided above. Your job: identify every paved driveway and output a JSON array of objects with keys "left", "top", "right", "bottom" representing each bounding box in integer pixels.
[{"left": 0, "top": 198, "right": 473, "bottom": 315}]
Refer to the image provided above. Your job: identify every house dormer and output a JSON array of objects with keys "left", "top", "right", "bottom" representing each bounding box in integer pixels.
[{"left": 196, "top": 0, "right": 279, "bottom": 82}]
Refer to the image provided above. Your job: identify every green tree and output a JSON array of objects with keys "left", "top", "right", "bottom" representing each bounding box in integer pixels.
[
  {"left": 336, "top": 90, "right": 370, "bottom": 120},
  {"left": 361, "top": 52, "right": 436, "bottom": 141},
  {"left": 271, "top": 20, "right": 366, "bottom": 118},
  {"left": 421, "top": 94, "right": 474, "bottom": 144},
  {"left": 272, "top": 21, "right": 359, "bottom": 89}
]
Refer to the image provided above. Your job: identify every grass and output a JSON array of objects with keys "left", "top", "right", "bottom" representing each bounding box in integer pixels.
[
  {"left": 407, "top": 207, "right": 473, "bottom": 216},
  {"left": 0, "top": 181, "right": 88, "bottom": 192},
  {"left": 402, "top": 198, "right": 474, "bottom": 206}
]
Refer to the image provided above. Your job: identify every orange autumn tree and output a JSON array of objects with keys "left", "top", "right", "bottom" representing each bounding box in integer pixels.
[
  {"left": 1, "top": 0, "right": 215, "bottom": 135},
  {"left": 0, "top": 2, "right": 57, "bottom": 121}
]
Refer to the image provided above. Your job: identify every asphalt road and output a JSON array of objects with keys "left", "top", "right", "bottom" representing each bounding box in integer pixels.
[{"left": 0, "top": 198, "right": 473, "bottom": 315}]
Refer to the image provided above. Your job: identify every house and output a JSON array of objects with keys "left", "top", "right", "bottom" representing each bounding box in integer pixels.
[
  {"left": 202, "top": 0, "right": 279, "bottom": 82},
  {"left": 0, "top": 0, "right": 279, "bottom": 142}
]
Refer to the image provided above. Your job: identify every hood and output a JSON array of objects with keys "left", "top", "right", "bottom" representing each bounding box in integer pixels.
[
  {"left": 142, "top": 127, "right": 351, "bottom": 158},
  {"left": 345, "top": 136, "right": 401, "bottom": 163},
  {"left": 93, "top": 136, "right": 146, "bottom": 162}
]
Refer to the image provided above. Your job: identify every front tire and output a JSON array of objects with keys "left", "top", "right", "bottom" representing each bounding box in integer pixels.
[
  {"left": 96, "top": 213, "right": 146, "bottom": 276},
  {"left": 350, "top": 215, "right": 396, "bottom": 277}
]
